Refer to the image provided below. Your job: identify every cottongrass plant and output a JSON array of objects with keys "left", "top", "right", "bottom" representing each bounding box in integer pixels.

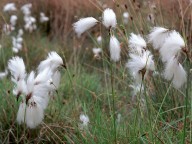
[
  {"left": 102, "top": 8, "right": 117, "bottom": 29},
  {"left": 73, "top": 17, "right": 98, "bottom": 37},
  {"left": 148, "top": 27, "right": 187, "bottom": 89},
  {"left": 73, "top": 8, "right": 117, "bottom": 37},
  {"left": 3, "top": 3, "right": 17, "bottom": 12},
  {"left": 12, "top": 29, "right": 24, "bottom": 53},
  {"left": 123, "top": 12, "right": 129, "bottom": 24},
  {"left": 21, "top": 3, "right": 37, "bottom": 32},
  {"left": 40, "top": 12, "right": 49, "bottom": 23},
  {"left": 127, "top": 33, "right": 155, "bottom": 102},
  {"left": 79, "top": 114, "right": 90, "bottom": 130},
  {"left": 97, "top": 35, "right": 102, "bottom": 45},
  {"left": 148, "top": 26, "right": 191, "bottom": 143},
  {"left": 92, "top": 47, "right": 102, "bottom": 59},
  {"left": 73, "top": 8, "right": 119, "bottom": 143},
  {"left": 8, "top": 51, "right": 64, "bottom": 129},
  {"left": 10, "top": 15, "right": 17, "bottom": 30},
  {"left": 3, "top": 24, "right": 13, "bottom": 35},
  {"left": 109, "top": 35, "right": 121, "bottom": 62}
]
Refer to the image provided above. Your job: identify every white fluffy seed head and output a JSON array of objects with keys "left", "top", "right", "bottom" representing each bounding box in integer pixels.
[
  {"left": 38, "top": 51, "right": 63, "bottom": 73},
  {"left": 35, "top": 68, "right": 52, "bottom": 84},
  {"left": 21, "top": 3, "right": 32, "bottom": 16},
  {"left": 92, "top": 48, "right": 102, "bottom": 56},
  {"left": 163, "top": 57, "right": 186, "bottom": 89},
  {"left": 25, "top": 100, "right": 44, "bottom": 129},
  {"left": 109, "top": 35, "right": 121, "bottom": 62},
  {"left": 102, "top": 8, "right": 117, "bottom": 29},
  {"left": 129, "top": 83, "right": 144, "bottom": 97},
  {"left": 172, "top": 63, "right": 186, "bottom": 89},
  {"left": 160, "top": 31, "right": 185, "bottom": 62},
  {"left": 10, "top": 15, "right": 18, "bottom": 26},
  {"left": 17, "top": 102, "right": 26, "bottom": 124},
  {"left": 73, "top": 17, "right": 98, "bottom": 37},
  {"left": 8, "top": 57, "right": 26, "bottom": 82},
  {"left": 148, "top": 27, "right": 169, "bottom": 50},
  {"left": 3, "top": 3, "right": 17, "bottom": 12},
  {"left": 18, "top": 29, "right": 24, "bottom": 37},
  {"left": 97, "top": 36, "right": 102, "bottom": 44},
  {"left": 80, "top": 114, "right": 89, "bottom": 126},
  {"left": 126, "top": 50, "right": 155, "bottom": 83},
  {"left": 51, "top": 71, "right": 61, "bottom": 90},
  {"left": 40, "top": 12, "right": 49, "bottom": 23},
  {"left": 13, "top": 79, "right": 27, "bottom": 96},
  {"left": 129, "top": 33, "right": 146, "bottom": 55},
  {"left": 123, "top": 12, "right": 129, "bottom": 24},
  {"left": 123, "top": 12, "right": 129, "bottom": 18}
]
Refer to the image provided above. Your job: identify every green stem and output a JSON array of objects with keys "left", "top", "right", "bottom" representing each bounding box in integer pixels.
[
  {"left": 152, "top": 82, "right": 172, "bottom": 130},
  {"left": 110, "top": 62, "right": 117, "bottom": 144},
  {"left": 143, "top": 83, "right": 154, "bottom": 142},
  {"left": 182, "top": 59, "right": 190, "bottom": 144},
  {"left": 133, "top": 78, "right": 144, "bottom": 139},
  {"left": 24, "top": 103, "right": 27, "bottom": 144}
]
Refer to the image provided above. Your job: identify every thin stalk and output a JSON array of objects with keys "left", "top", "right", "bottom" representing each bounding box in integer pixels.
[
  {"left": 143, "top": 84, "right": 154, "bottom": 143},
  {"left": 110, "top": 62, "right": 117, "bottom": 144},
  {"left": 152, "top": 82, "right": 172, "bottom": 130},
  {"left": 182, "top": 59, "right": 190, "bottom": 144},
  {"left": 16, "top": 100, "right": 19, "bottom": 144},
  {"left": 23, "top": 103, "right": 27, "bottom": 144},
  {"left": 133, "top": 79, "right": 144, "bottom": 138}
]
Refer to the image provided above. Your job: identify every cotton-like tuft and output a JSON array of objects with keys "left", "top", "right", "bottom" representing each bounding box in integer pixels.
[
  {"left": 148, "top": 27, "right": 169, "bottom": 50},
  {"left": 40, "top": 12, "right": 49, "bottom": 23},
  {"left": 51, "top": 71, "right": 61, "bottom": 90},
  {"left": 21, "top": 3, "right": 32, "bottom": 16},
  {"left": 102, "top": 8, "right": 117, "bottom": 29},
  {"left": 97, "top": 36, "right": 102, "bottom": 44},
  {"left": 17, "top": 103, "right": 26, "bottom": 124},
  {"left": 3, "top": 24, "right": 14, "bottom": 35},
  {"left": 38, "top": 51, "right": 63, "bottom": 73},
  {"left": 8, "top": 57, "right": 26, "bottom": 82},
  {"left": 129, "top": 83, "right": 144, "bottom": 96},
  {"left": 80, "top": 114, "right": 89, "bottom": 126},
  {"left": 35, "top": 68, "right": 52, "bottom": 84},
  {"left": 92, "top": 48, "right": 102, "bottom": 57},
  {"left": 123, "top": 12, "right": 129, "bottom": 24},
  {"left": 10, "top": 15, "right": 17, "bottom": 26},
  {"left": 25, "top": 100, "right": 44, "bottom": 129},
  {"left": 18, "top": 29, "right": 24, "bottom": 37},
  {"left": 129, "top": 33, "right": 146, "bottom": 55},
  {"left": 73, "top": 17, "right": 98, "bottom": 37},
  {"left": 126, "top": 50, "right": 155, "bottom": 83},
  {"left": 3, "top": 3, "right": 17, "bottom": 12},
  {"left": 160, "top": 31, "right": 185, "bottom": 62},
  {"left": 13, "top": 79, "right": 27, "bottom": 96},
  {"left": 172, "top": 63, "right": 186, "bottom": 89},
  {"left": 109, "top": 35, "right": 121, "bottom": 62},
  {"left": 163, "top": 57, "right": 186, "bottom": 89}
]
